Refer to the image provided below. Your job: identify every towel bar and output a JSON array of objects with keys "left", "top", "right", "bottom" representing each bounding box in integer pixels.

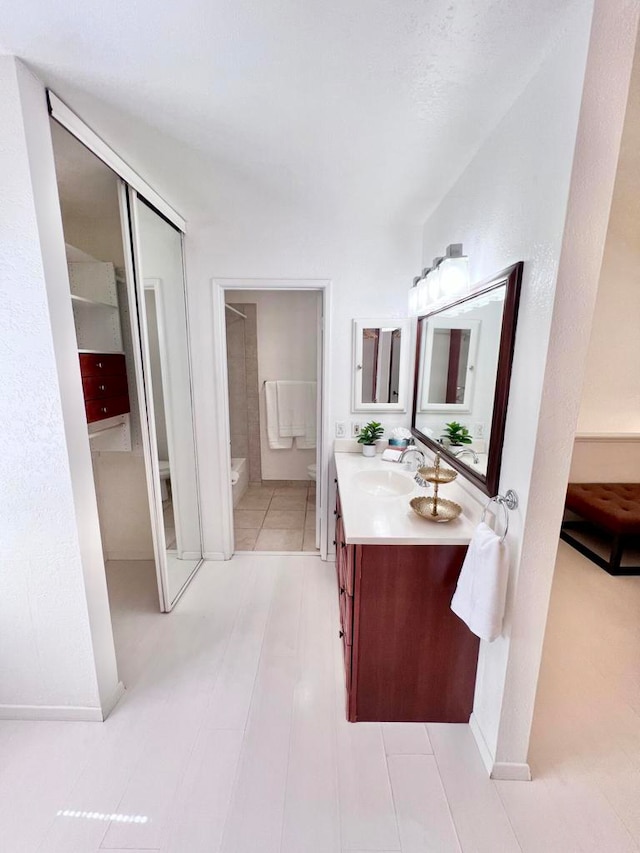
[{"left": 481, "top": 490, "right": 518, "bottom": 542}]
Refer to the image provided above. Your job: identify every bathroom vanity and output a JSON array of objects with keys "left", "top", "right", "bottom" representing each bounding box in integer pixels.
[{"left": 334, "top": 452, "right": 479, "bottom": 723}]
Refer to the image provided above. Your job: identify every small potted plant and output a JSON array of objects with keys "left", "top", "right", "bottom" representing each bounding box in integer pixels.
[
  {"left": 358, "top": 421, "right": 384, "bottom": 456},
  {"left": 441, "top": 421, "right": 472, "bottom": 447}
]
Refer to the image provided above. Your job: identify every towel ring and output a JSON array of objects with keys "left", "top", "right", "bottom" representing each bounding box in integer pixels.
[{"left": 481, "top": 490, "right": 518, "bottom": 543}]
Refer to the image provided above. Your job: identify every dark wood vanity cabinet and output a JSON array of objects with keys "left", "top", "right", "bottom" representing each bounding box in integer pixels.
[{"left": 335, "top": 492, "right": 479, "bottom": 723}]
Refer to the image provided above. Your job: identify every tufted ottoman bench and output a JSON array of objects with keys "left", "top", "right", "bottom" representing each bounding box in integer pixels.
[{"left": 561, "top": 483, "right": 640, "bottom": 575}]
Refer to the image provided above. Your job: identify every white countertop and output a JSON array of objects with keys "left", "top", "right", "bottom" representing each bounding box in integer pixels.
[{"left": 334, "top": 451, "right": 476, "bottom": 545}]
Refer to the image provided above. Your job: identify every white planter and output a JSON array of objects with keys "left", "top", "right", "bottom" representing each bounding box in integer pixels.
[{"left": 361, "top": 444, "right": 377, "bottom": 457}]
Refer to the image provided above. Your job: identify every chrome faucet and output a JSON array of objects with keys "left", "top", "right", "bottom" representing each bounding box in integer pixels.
[
  {"left": 453, "top": 447, "right": 479, "bottom": 464},
  {"left": 398, "top": 446, "right": 426, "bottom": 471}
]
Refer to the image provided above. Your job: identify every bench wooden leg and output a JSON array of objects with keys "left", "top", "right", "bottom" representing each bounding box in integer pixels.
[{"left": 609, "top": 535, "right": 625, "bottom": 574}]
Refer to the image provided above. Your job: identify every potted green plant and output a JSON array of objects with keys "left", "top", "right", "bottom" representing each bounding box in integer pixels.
[
  {"left": 441, "top": 421, "right": 472, "bottom": 447},
  {"left": 358, "top": 421, "right": 384, "bottom": 456}
]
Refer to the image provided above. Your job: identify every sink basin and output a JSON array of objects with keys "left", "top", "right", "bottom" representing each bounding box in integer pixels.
[{"left": 353, "top": 469, "right": 414, "bottom": 497}]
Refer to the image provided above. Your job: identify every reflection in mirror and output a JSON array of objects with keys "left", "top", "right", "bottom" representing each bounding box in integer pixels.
[
  {"left": 362, "top": 327, "right": 402, "bottom": 404},
  {"left": 353, "top": 318, "right": 410, "bottom": 412},
  {"left": 412, "top": 263, "right": 523, "bottom": 496},
  {"left": 134, "top": 197, "right": 202, "bottom": 607},
  {"left": 423, "top": 320, "right": 479, "bottom": 409},
  {"left": 428, "top": 330, "right": 469, "bottom": 404}
]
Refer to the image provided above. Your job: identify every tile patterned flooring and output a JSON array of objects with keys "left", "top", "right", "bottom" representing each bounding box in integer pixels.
[
  {"left": 234, "top": 480, "right": 318, "bottom": 551},
  {"left": 3, "top": 543, "right": 640, "bottom": 851}
]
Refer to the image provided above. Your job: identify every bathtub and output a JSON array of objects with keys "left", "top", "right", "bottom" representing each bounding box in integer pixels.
[{"left": 231, "top": 457, "right": 249, "bottom": 507}]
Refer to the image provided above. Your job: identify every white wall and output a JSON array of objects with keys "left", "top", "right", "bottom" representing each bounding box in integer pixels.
[
  {"left": 420, "top": 0, "right": 639, "bottom": 775},
  {"left": 186, "top": 211, "right": 420, "bottom": 556},
  {"left": 577, "top": 37, "right": 640, "bottom": 435},
  {"left": 229, "top": 290, "right": 319, "bottom": 480},
  {"left": 570, "top": 436, "right": 640, "bottom": 482},
  {"left": 0, "top": 57, "right": 119, "bottom": 718}
]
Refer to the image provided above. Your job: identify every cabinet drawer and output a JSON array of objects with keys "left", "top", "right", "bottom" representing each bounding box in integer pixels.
[
  {"left": 79, "top": 352, "right": 126, "bottom": 378},
  {"left": 335, "top": 515, "right": 345, "bottom": 589},
  {"left": 339, "top": 587, "right": 353, "bottom": 646},
  {"left": 338, "top": 541, "right": 355, "bottom": 597},
  {"left": 85, "top": 394, "right": 130, "bottom": 424},
  {"left": 82, "top": 374, "right": 129, "bottom": 401},
  {"left": 342, "top": 633, "right": 352, "bottom": 691}
]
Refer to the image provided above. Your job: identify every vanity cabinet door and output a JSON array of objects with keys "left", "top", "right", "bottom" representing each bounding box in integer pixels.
[{"left": 348, "top": 543, "right": 479, "bottom": 723}]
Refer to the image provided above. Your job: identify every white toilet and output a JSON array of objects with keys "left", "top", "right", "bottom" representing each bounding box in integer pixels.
[
  {"left": 158, "top": 459, "right": 171, "bottom": 501},
  {"left": 307, "top": 463, "right": 316, "bottom": 481}
]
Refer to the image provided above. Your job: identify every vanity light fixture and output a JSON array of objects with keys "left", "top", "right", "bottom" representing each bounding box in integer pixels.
[{"left": 408, "top": 243, "right": 470, "bottom": 316}]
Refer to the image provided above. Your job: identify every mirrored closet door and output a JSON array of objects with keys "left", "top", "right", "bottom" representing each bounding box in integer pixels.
[
  {"left": 125, "top": 189, "right": 203, "bottom": 609},
  {"left": 50, "top": 97, "right": 203, "bottom": 618}
]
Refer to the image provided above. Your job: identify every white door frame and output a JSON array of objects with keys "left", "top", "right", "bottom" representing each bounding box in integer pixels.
[{"left": 212, "top": 278, "right": 332, "bottom": 559}]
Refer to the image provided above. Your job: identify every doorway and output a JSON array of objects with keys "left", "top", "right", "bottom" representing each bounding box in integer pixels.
[{"left": 214, "top": 280, "right": 330, "bottom": 558}]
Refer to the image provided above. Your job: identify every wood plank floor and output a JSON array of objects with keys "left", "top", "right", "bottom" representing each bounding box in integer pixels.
[{"left": 1, "top": 545, "right": 639, "bottom": 851}]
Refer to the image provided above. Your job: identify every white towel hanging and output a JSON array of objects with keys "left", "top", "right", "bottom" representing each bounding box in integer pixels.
[
  {"left": 264, "top": 381, "right": 293, "bottom": 449},
  {"left": 450, "top": 522, "right": 509, "bottom": 642}
]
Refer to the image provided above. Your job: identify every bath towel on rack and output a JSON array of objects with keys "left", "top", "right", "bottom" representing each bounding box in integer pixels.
[
  {"left": 450, "top": 522, "right": 509, "bottom": 642},
  {"left": 264, "top": 381, "right": 293, "bottom": 449},
  {"left": 277, "top": 380, "right": 316, "bottom": 449}
]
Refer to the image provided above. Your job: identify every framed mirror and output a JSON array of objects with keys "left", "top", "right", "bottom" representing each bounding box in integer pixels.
[
  {"left": 412, "top": 262, "right": 523, "bottom": 495},
  {"left": 352, "top": 318, "right": 411, "bottom": 412}
]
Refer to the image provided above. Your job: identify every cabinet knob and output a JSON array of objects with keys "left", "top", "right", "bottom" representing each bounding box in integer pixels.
[
  {"left": 340, "top": 587, "right": 345, "bottom": 595},
  {"left": 98, "top": 384, "right": 106, "bottom": 392},
  {"left": 338, "top": 630, "right": 344, "bottom": 639},
  {"left": 96, "top": 361, "right": 103, "bottom": 368},
  {"left": 332, "top": 539, "right": 336, "bottom": 547},
  {"left": 101, "top": 406, "right": 108, "bottom": 414},
  {"left": 341, "top": 541, "right": 346, "bottom": 549}
]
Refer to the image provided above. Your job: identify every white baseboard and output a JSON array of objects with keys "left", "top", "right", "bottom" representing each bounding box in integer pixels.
[
  {"left": 469, "top": 713, "right": 494, "bottom": 775},
  {"left": 203, "top": 551, "right": 227, "bottom": 560},
  {"left": 105, "top": 550, "right": 154, "bottom": 561},
  {"left": 469, "top": 714, "right": 531, "bottom": 781},
  {"left": 0, "top": 681, "right": 126, "bottom": 723},
  {"left": 491, "top": 762, "right": 532, "bottom": 781},
  {"left": 101, "top": 681, "right": 125, "bottom": 720},
  {"left": 0, "top": 703, "right": 104, "bottom": 722}
]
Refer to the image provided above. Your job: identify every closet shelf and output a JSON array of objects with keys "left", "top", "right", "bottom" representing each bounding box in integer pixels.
[{"left": 71, "top": 294, "right": 118, "bottom": 309}]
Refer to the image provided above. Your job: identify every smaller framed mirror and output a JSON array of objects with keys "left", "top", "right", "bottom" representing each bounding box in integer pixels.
[
  {"left": 412, "top": 263, "right": 523, "bottom": 495},
  {"left": 352, "top": 318, "right": 411, "bottom": 412}
]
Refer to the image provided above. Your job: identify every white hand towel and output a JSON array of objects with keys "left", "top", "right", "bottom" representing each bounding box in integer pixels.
[
  {"left": 381, "top": 448, "right": 403, "bottom": 462},
  {"left": 450, "top": 522, "right": 509, "bottom": 642},
  {"left": 265, "top": 381, "right": 293, "bottom": 450},
  {"left": 295, "top": 381, "right": 317, "bottom": 449},
  {"left": 276, "top": 380, "right": 308, "bottom": 437}
]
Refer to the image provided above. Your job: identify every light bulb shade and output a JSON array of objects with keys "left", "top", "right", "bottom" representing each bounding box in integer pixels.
[
  {"left": 438, "top": 255, "right": 469, "bottom": 298},
  {"left": 426, "top": 267, "right": 441, "bottom": 302}
]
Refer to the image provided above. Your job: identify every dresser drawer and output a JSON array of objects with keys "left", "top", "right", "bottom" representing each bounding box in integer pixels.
[
  {"left": 82, "top": 374, "right": 129, "bottom": 401},
  {"left": 79, "top": 352, "right": 126, "bottom": 378},
  {"left": 85, "top": 394, "right": 130, "bottom": 424}
]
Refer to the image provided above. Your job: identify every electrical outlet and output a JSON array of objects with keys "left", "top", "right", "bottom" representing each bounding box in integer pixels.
[
  {"left": 335, "top": 421, "right": 347, "bottom": 439},
  {"left": 474, "top": 422, "right": 485, "bottom": 438},
  {"left": 352, "top": 422, "right": 362, "bottom": 438}
]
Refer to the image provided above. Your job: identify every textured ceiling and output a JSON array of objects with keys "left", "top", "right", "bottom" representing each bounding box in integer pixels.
[{"left": 1, "top": 0, "right": 580, "bottom": 226}]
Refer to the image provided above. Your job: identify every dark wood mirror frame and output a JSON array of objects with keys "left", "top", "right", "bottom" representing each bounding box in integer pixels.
[{"left": 411, "top": 261, "right": 523, "bottom": 496}]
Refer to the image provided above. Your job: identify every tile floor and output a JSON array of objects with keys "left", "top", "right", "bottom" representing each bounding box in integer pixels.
[
  {"left": 233, "top": 479, "right": 318, "bottom": 551},
  {"left": 2, "top": 543, "right": 640, "bottom": 851}
]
